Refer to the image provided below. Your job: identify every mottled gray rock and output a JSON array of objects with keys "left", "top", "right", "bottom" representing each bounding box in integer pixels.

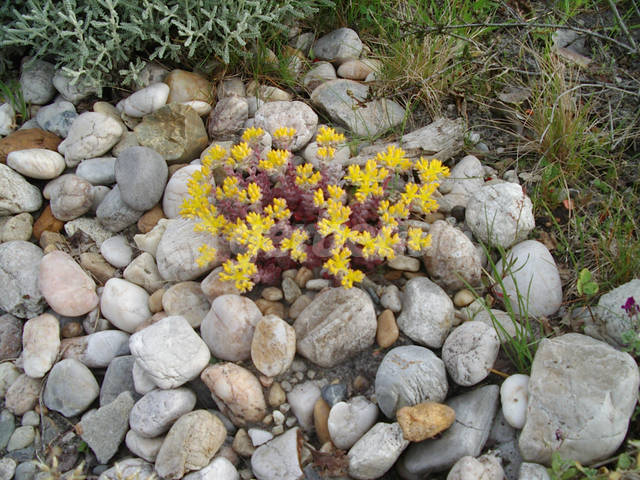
[
  {"left": 303, "top": 62, "right": 337, "bottom": 90},
  {"left": 7, "top": 149, "right": 65, "bottom": 180},
  {"left": 64, "top": 217, "right": 113, "bottom": 247},
  {"left": 0, "top": 410, "right": 16, "bottom": 450},
  {"left": 397, "top": 277, "right": 454, "bottom": 348},
  {"left": 0, "top": 457, "right": 17, "bottom": 480},
  {"left": 348, "top": 422, "right": 409, "bottom": 480},
  {"left": 0, "top": 241, "right": 44, "bottom": 318},
  {"left": 20, "top": 58, "right": 56, "bottom": 105},
  {"left": 519, "top": 333, "right": 639, "bottom": 466},
  {"left": 328, "top": 396, "right": 379, "bottom": 449},
  {"left": 596, "top": 278, "right": 640, "bottom": 346},
  {"left": 78, "top": 391, "right": 135, "bottom": 463},
  {"left": 129, "top": 387, "right": 197, "bottom": 438},
  {"left": 76, "top": 157, "right": 116, "bottom": 185},
  {"left": 35, "top": 100, "right": 77, "bottom": 137},
  {"left": 294, "top": 287, "right": 377, "bottom": 368},
  {"left": 134, "top": 103, "right": 208, "bottom": 164},
  {"left": 251, "top": 428, "right": 304, "bottom": 480},
  {"left": 397, "top": 385, "right": 500, "bottom": 479},
  {"left": 116, "top": 146, "right": 168, "bottom": 211},
  {"left": 313, "top": 28, "right": 363, "bottom": 64},
  {"left": 162, "top": 164, "right": 202, "bottom": 218},
  {"left": 311, "top": 80, "right": 405, "bottom": 137},
  {"left": 493, "top": 240, "right": 563, "bottom": 318},
  {"left": 100, "top": 355, "right": 137, "bottom": 406},
  {"left": 375, "top": 345, "right": 448, "bottom": 419},
  {"left": 44, "top": 359, "right": 99, "bottom": 417},
  {"left": 438, "top": 155, "right": 485, "bottom": 212},
  {"left": 423, "top": 220, "right": 482, "bottom": 292},
  {"left": 156, "top": 218, "right": 228, "bottom": 282},
  {"left": 125, "top": 429, "right": 164, "bottom": 462},
  {"left": 119, "top": 82, "right": 170, "bottom": 117},
  {"left": 48, "top": 174, "right": 93, "bottom": 220},
  {"left": 52, "top": 71, "right": 99, "bottom": 103},
  {"left": 466, "top": 182, "right": 534, "bottom": 249},
  {"left": 442, "top": 321, "right": 500, "bottom": 387},
  {"left": 21, "top": 313, "right": 60, "bottom": 378},
  {"left": 287, "top": 381, "right": 321, "bottom": 431},
  {"left": 80, "top": 330, "right": 131, "bottom": 368},
  {"left": 0, "top": 164, "right": 42, "bottom": 215},
  {"left": 154, "top": 410, "right": 227, "bottom": 480},
  {"left": 129, "top": 315, "right": 211, "bottom": 389},
  {"left": 200, "top": 294, "right": 262, "bottom": 362},
  {"left": 254, "top": 101, "right": 318, "bottom": 151},
  {"left": 207, "top": 96, "right": 249, "bottom": 138},
  {"left": 162, "top": 281, "right": 210, "bottom": 328},
  {"left": 98, "top": 459, "right": 156, "bottom": 480},
  {"left": 400, "top": 117, "right": 466, "bottom": 163},
  {"left": 182, "top": 457, "right": 239, "bottom": 480},
  {"left": 0, "top": 315, "right": 22, "bottom": 361},
  {"left": 447, "top": 454, "right": 504, "bottom": 480},
  {"left": 7, "top": 426, "right": 34, "bottom": 451},
  {"left": 96, "top": 185, "right": 144, "bottom": 232},
  {"left": 58, "top": 112, "right": 124, "bottom": 166}
]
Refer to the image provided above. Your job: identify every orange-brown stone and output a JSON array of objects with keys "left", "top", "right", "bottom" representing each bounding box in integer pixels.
[
  {"left": 396, "top": 402, "right": 456, "bottom": 442},
  {"left": 32, "top": 204, "right": 64, "bottom": 240},
  {"left": 137, "top": 204, "right": 166, "bottom": 233},
  {"left": 0, "top": 129, "right": 62, "bottom": 163}
]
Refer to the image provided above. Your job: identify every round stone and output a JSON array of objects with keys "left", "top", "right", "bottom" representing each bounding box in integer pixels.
[
  {"left": 7, "top": 149, "right": 65, "bottom": 180},
  {"left": 100, "top": 235, "right": 133, "bottom": 268},
  {"left": 100, "top": 278, "right": 151, "bottom": 333},
  {"left": 115, "top": 146, "right": 168, "bottom": 211},
  {"left": 43, "top": 358, "right": 99, "bottom": 417}
]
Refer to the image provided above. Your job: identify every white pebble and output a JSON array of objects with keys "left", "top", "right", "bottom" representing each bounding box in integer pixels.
[
  {"left": 100, "top": 235, "right": 133, "bottom": 268},
  {"left": 500, "top": 374, "right": 529, "bottom": 429}
]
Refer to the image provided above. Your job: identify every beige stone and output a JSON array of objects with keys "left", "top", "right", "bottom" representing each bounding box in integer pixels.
[
  {"left": 232, "top": 428, "right": 255, "bottom": 457},
  {"left": 148, "top": 288, "right": 165, "bottom": 313},
  {"left": 251, "top": 314, "right": 296, "bottom": 377},
  {"left": 294, "top": 267, "right": 313, "bottom": 288},
  {"left": 454, "top": 289, "right": 475, "bottom": 308},
  {"left": 201, "top": 363, "right": 267, "bottom": 424},
  {"left": 396, "top": 402, "right": 455, "bottom": 442},
  {"left": 376, "top": 309, "right": 399, "bottom": 349},
  {"left": 165, "top": 70, "right": 214, "bottom": 104},
  {"left": 39, "top": 250, "right": 99, "bottom": 316},
  {"left": 268, "top": 382, "right": 286, "bottom": 408},
  {"left": 314, "top": 398, "right": 331, "bottom": 445},
  {"left": 5, "top": 374, "right": 41, "bottom": 415},
  {"left": 79, "top": 252, "right": 117, "bottom": 285}
]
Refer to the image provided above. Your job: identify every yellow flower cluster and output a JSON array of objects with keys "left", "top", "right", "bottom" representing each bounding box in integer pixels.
[{"left": 181, "top": 124, "right": 450, "bottom": 292}]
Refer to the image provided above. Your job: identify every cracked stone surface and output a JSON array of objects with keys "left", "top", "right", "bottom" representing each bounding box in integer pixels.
[
  {"left": 58, "top": 112, "right": 124, "bottom": 167},
  {"left": 519, "top": 333, "right": 639, "bottom": 466}
]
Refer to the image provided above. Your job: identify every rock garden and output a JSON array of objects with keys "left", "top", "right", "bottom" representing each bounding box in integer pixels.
[{"left": 0, "top": 1, "right": 639, "bottom": 480}]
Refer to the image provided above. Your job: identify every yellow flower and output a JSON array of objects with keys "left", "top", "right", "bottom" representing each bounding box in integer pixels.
[
  {"left": 242, "top": 127, "right": 265, "bottom": 143},
  {"left": 230, "top": 212, "right": 275, "bottom": 256},
  {"left": 372, "top": 226, "right": 400, "bottom": 260},
  {"left": 295, "top": 163, "right": 321, "bottom": 188},
  {"left": 247, "top": 182, "right": 262, "bottom": 204},
  {"left": 326, "top": 184, "right": 346, "bottom": 202},
  {"left": 375, "top": 145, "right": 411, "bottom": 172},
  {"left": 202, "top": 144, "right": 229, "bottom": 168},
  {"left": 231, "top": 142, "right": 252, "bottom": 163},
  {"left": 317, "top": 146, "right": 336, "bottom": 161},
  {"left": 324, "top": 247, "right": 351, "bottom": 276},
  {"left": 258, "top": 149, "right": 290, "bottom": 173},
  {"left": 218, "top": 253, "right": 257, "bottom": 292},
  {"left": 313, "top": 188, "right": 325, "bottom": 208},
  {"left": 415, "top": 157, "right": 450, "bottom": 184},
  {"left": 316, "top": 126, "right": 345, "bottom": 146},
  {"left": 340, "top": 267, "right": 364, "bottom": 288},
  {"left": 264, "top": 198, "right": 291, "bottom": 221},
  {"left": 216, "top": 177, "right": 247, "bottom": 202},
  {"left": 345, "top": 159, "right": 389, "bottom": 201},
  {"left": 378, "top": 199, "right": 409, "bottom": 228},
  {"left": 407, "top": 228, "right": 432, "bottom": 251},
  {"left": 273, "top": 126, "right": 296, "bottom": 140},
  {"left": 280, "top": 228, "right": 309, "bottom": 262},
  {"left": 196, "top": 244, "right": 217, "bottom": 267}
]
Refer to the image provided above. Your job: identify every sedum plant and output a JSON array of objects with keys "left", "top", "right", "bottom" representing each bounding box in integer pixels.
[
  {"left": 0, "top": 0, "right": 329, "bottom": 90},
  {"left": 181, "top": 126, "right": 450, "bottom": 292}
]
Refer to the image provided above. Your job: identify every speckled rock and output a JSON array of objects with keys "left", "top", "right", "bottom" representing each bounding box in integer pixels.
[
  {"left": 396, "top": 277, "right": 454, "bottom": 348},
  {"left": 397, "top": 402, "right": 456, "bottom": 442},
  {"left": 313, "top": 28, "right": 363, "bottom": 64},
  {"left": 39, "top": 250, "right": 99, "bottom": 317},
  {"left": 4, "top": 374, "right": 41, "bottom": 415},
  {"left": 423, "top": 220, "right": 482, "bottom": 292},
  {"left": 47, "top": 174, "right": 93, "bottom": 221},
  {"left": 35, "top": 100, "right": 77, "bottom": 138},
  {"left": 465, "top": 182, "right": 534, "bottom": 248},
  {"left": 201, "top": 294, "right": 262, "bottom": 362},
  {"left": 129, "top": 387, "right": 197, "bottom": 438},
  {"left": 156, "top": 218, "right": 228, "bottom": 281},
  {"left": 21, "top": 313, "right": 60, "bottom": 378},
  {"left": 43, "top": 359, "right": 99, "bottom": 417},
  {"left": 447, "top": 454, "right": 504, "bottom": 480},
  {"left": 58, "top": 112, "right": 124, "bottom": 167},
  {"left": 294, "top": 287, "right": 377, "bottom": 368},
  {"left": 0, "top": 315, "right": 22, "bottom": 361},
  {"left": 493, "top": 240, "right": 563, "bottom": 318},
  {"left": 20, "top": 58, "right": 56, "bottom": 104},
  {"left": 251, "top": 314, "right": 296, "bottom": 377},
  {"left": 207, "top": 96, "right": 249, "bottom": 138},
  {"left": 375, "top": 345, "right": 448, "bottom": 419},
  {"left": 0, "top": 163, "right": 42, "bottom": 215},
  {"left": 0, "top": 241, "right": 45, "bottom": 318},
  {"left": 253, "top": 101, "right": 318, "bottom": 152},
  {"left": 519, "top": 333, "right": 639, "bottom": 466},
  {"left": 348, "top": 422, "right": 409, "bottom": 480},
  {"left": 201, "top": 363, "right": 267, "bottom": 425},
  {"left": 442, "top": 321, "right": 500, "bottom": 386},
  {"left": 130, "top": 315, "right": 211, "bottom": 389}
]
